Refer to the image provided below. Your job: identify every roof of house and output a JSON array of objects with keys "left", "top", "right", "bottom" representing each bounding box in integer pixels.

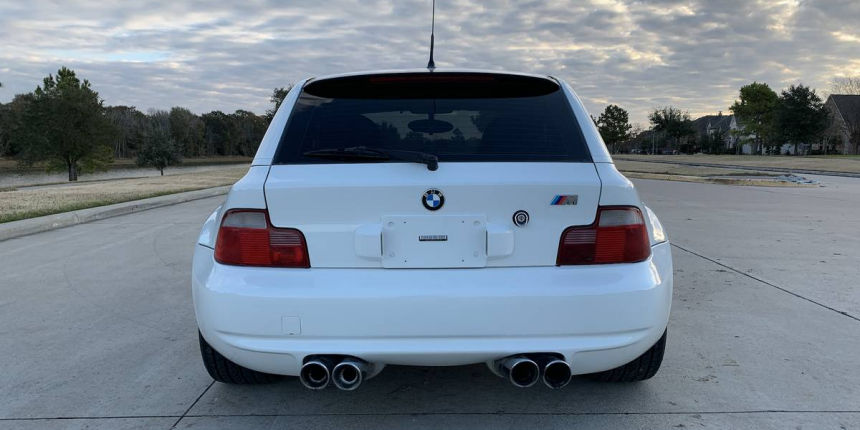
[
  {"left": 829, "top": 94, "right": 860, "bottom": 128},
  {"left": 692, "top": 114, "right": 735, "bottom": 135}
]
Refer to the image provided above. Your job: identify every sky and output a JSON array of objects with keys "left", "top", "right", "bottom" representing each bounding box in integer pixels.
[{"left": 1, "top": 0, "right": 858, "bottom": 125}]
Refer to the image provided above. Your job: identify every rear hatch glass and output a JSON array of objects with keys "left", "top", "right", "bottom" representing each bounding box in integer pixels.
[{"left": 273, "top": 72, "right": 591, "bottom": 164}]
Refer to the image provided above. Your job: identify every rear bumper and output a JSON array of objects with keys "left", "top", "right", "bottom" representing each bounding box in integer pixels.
[{"left": 192, "top": 242, "right": 673, "bottom": 377}]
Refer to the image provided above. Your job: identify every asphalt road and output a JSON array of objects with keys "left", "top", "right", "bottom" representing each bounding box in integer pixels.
[{"left": 1, "top": 176, "right": 859, "bottom": 429}]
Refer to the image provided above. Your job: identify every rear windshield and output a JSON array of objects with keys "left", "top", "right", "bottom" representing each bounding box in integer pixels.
[{"left": 273, "top": 73, "right": 591, "bottom": 164}]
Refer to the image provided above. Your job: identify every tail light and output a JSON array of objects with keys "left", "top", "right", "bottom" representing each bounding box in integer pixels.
[
  {"left": 556, "top": 206, "right": 650, "bottom": 265},
  {"left": 214, "top": 209, "right": 310, "bottom": 268}
]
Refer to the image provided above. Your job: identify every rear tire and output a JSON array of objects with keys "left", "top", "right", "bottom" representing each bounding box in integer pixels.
[
  {"left": 199, "top": 332, "right": 282, "bottom": 384},
  {"left": 586, "top": 329, "right": 666, "bottom": 382}
]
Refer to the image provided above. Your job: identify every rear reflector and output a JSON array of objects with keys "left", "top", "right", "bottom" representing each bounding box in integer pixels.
[
  {"left": 556, "top": 206, "right": 650, "bottom": 265},
  {"left": 214, "top": 209, "right": 310, "bottom": 268}
]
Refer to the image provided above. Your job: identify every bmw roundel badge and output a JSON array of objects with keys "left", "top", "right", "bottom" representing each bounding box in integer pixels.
[{"left": 422, "top": 189, "right": 445, "bottom": 211}]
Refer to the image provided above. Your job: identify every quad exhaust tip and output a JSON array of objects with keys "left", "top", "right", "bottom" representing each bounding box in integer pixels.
[
  {"left": 299, "top": 359, "right": 332, "bottom": 390},
  {"left": 300, "top": 356, "right": 370, "bottom": 391},
  {"left": 498, "top": 357, "right": 541, "bottom": 388},
  {"left": 332, "top": 358, "right": 369, "bottom": 391},
  {"left": 542, "top": 358, "right": 572, "bottom": 389},
  {"left": 494, "top": 354, "right": 572, "bottom": 389}
]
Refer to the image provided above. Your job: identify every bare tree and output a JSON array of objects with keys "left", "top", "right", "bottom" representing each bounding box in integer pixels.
[{"left": 830, "top": 76, "right": 860, "bottom": 95}]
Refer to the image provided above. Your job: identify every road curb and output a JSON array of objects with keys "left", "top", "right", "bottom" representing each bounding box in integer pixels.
[{"left": 0, "top": 186, "right": 230, "bottom": 242}]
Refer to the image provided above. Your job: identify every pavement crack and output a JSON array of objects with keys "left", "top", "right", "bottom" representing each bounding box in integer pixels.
[
  {"left": 170, "top": 380, "right": 215, "bottom": 429},
  {"left": 671, "top": 243, "right": 860, "bottom": 323}
]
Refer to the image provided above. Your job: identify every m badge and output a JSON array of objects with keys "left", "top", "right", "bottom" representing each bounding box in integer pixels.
[{"left": 550, "top": 195, "right": 578, "bottom": 206}]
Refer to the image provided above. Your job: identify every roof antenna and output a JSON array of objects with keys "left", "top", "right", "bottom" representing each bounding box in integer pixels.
[{"left": 427, "top": 0, "right": 436, "bottom": 70}]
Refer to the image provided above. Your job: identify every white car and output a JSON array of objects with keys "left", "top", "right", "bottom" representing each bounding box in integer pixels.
[{"left": 193, "top": 69, "right": 672, "bottom": 390}]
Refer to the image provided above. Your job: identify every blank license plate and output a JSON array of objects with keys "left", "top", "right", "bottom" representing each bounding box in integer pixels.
[{"left": 381, "top": 215, "right": 487, "bottom": 268}]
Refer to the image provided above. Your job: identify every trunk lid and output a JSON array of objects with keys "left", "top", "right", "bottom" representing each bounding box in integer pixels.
[{"left": 264, "top": 162, "right": 601, "bottom": 268}]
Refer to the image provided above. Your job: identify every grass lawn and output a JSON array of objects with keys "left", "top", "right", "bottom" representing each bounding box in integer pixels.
[
  {"left": 0, "top": 156, "right": 252, "bottom": 175},
  {"left": 0, "top": 166, "right": 247, "bottom": 223},
  {"left": 614, "top": 154, "right": 860, "bottom": 173}
]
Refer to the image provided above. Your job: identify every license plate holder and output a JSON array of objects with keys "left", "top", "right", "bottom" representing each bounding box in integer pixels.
[{"left": 381, "top": 215, "right": 487, "bottom": 268}]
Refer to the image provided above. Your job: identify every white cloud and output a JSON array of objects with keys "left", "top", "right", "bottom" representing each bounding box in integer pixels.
[{"left": 0, "top": 0, "right": 858, "bottom": 124}]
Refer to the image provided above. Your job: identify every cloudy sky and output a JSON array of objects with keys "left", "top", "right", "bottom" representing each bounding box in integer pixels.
[{"left": 1, "top": 0, "right": 858, "bottom": 125}]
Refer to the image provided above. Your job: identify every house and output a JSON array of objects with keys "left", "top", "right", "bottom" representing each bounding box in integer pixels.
[
  {"left": 824, "top": 94, "right": 860, "bottom": 155},
  {"left": 692, "top": 113, "right": 749, "bottom": 153}
]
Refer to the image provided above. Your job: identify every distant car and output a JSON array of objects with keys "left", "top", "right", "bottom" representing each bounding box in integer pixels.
[{"left": 192, "top": 70, "right": 672, "bottom": 390}]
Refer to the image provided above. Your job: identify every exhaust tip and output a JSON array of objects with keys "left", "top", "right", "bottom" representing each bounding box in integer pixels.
[
  {"left": 299, "top": 360, "right": 331, "bottom": 390},
  {"left": 332, "top": 360, "right": 366, "bottom": 391},
  {"left": 502, "top": 357, "right": 540, "bottom": 388},
  {"left": 542, "top": 359, "right": 572, "bottom": 389}
]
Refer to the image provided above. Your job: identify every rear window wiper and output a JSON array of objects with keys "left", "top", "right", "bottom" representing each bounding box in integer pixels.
[{"left": 302, "top": 146, "right": 439, "bottom": 171}]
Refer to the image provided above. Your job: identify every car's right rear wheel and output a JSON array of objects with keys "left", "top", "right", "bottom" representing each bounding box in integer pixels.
[
  {"left": 585, "top": 329, "right": 666, "bottom": 382},
  {"left": 199, "top": 331, "right": 282, "bottom": 384}
]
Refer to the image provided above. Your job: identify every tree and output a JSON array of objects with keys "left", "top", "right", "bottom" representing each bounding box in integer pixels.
[
  {"left": 265, "top": 86, "right": 292, "bottom": 123},
  {"left": 0, "top": 103, "right": 8, "bottom": 156},
  {"left": 830, "top": 76, "right": 860, "bottom": 95},
  {"left": 14, "top": 67, "right": 115, "bottom": 181},
  {"left": 169, "top": 107, "right": 205, "bottom": 157},
  {"left": 1, "top": 94, "right": 41, "bottom": 157},
  {"left": 106, "top": 105, "right": 147, "bottom": 158},
  {"left": 776, "top": 84, "right": 829, "bottom": 155},
  {"left": 730, "top": 82, "right": 778, "bottom": 155},
  {"left": 137, "top": 114, "right": 182, "bottom": 175},
  {"left": 595, "top": 104, "right": 632, "bottom": 153},
  {"left": 648, "top": 106, "right": 694, "bottom": 153},
  {"left": 231, "top": 110, "right": 267, "bottom": 156},
  {"left": 202, "top": 111, "right": 236, "bottom": 156}
]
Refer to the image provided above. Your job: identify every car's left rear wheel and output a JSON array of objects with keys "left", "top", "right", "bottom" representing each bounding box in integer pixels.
[
  {"left": 584, "top": 329, "right": 667, "bottom": 382},
  {"left": 198, "top": 332, "right": 283, "bottom": 384}
]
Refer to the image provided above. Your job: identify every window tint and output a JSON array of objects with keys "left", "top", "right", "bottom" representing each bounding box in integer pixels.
[{"left": 274, "top": 73, "right": 591, "bottom": 164}]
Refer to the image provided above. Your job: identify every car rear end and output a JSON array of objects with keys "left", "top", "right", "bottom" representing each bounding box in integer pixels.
[{"left": 192, "top": 70, "right": 672, "bottom": 389}]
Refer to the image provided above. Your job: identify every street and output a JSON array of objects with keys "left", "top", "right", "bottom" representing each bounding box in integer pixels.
[{"left": 1, "top": 176, "right": 858, "bottom": 429}]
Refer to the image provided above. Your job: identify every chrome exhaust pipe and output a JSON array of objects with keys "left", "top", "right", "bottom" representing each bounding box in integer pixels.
[
  {"left": 332, "top": 358, "right": 369, "bottom": 391},
  {"left": 542, "top": 358, "right": 572, "bottom": 389},
  {"left": 299, "top": 357, "right": 332, "bottom": 390},
  {"left": 496, "top": 356, "right": 540, "bottom": 388}
]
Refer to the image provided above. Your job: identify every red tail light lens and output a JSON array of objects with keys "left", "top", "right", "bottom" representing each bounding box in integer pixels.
[
  {"left": 556, "top": 206, "right": 650, "bottom": 265},
  {"left": 214, "top": 209, "right": 310, "bottom": 268}
]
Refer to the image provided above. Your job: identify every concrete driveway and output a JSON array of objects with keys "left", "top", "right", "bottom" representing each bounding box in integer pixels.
[{"left": 1, "top": 176, "right": 858, "bottom": 429}]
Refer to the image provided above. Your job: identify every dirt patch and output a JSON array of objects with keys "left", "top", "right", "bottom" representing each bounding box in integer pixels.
[
  {"left": 614, "top": 160, "right": 775, "bottom": 177},
  {"left": 623, "top": 171, "right": 817, "bottom": 187}
]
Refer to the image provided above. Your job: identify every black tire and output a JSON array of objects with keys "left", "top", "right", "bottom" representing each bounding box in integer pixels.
[
  {"left": 586, "top": 329, "right": 666, "bottom": 382},
  {"left": 199, "top": 332, "right": 282, "bottom": 384}
]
